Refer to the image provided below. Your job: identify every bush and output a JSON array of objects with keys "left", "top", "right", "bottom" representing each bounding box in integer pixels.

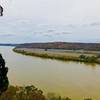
[{"left": 0, "top": 85, "right": 46, "bottom": 100}]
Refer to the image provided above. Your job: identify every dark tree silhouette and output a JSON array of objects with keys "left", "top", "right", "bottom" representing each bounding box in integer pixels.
[
  {"left": 0, "top": 54, "right": 9, "bottom": 95},
  {"left": 0, "top": 5, "right": 3, "bottom": 16}
]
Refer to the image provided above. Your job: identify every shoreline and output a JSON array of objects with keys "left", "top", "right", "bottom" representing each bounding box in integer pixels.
[
  {"left": 0, "top": 85, "right": 92, "bottom": 100},
  {"left": 13, "top": 48, "right": 100, "bottom": 65}
]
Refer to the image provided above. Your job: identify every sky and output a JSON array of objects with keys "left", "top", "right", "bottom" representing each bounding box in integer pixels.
[{"left": 0, "top": 0, "right": 100, "bottom": 43}]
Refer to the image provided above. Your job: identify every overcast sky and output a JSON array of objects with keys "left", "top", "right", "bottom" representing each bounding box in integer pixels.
[{"left": 0, "top": 0, "right": 100, "bottom": 43}]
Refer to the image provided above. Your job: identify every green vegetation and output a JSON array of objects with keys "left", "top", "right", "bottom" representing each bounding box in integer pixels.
[
  {"left": 0, "top": 54, "right": 9, "bottom": 95},
  {"left": 0, "top": 85, "right": 92, "bottom": 100},
  {"left": 0, "top": 85, "right": 46, "bottom": 100},
  {"left": 13, "top": 48, "right": 81, "bottom": 62},
  {"left": 84, "top": 98, "right": 92, "bottom": 100},
  {"left": 13, "top": 48, "right": 100, "bottom": 64},
  {"left": 79, "top": 54, "right": 100, "bottom": 64}
]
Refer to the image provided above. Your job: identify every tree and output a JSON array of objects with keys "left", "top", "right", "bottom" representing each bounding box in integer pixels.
[
  {"left": 0, "top": 54, "right": 9, "bottom": 95},
  {"left": 0, "top": 5, "right": 3, "bottom": 16}
]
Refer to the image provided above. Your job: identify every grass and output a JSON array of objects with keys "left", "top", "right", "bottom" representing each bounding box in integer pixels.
[{"left": 13, "top": 48, "right": 100, "bottom": 64}]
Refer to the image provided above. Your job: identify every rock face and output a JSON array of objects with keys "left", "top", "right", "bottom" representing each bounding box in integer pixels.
[{"left": 0, "top": 54, "right": 9, "bottom": 95}]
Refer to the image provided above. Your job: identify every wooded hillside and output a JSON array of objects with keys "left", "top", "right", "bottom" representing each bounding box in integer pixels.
[{"left": 16, "top": 42, "right": 100, "bottom": 51}]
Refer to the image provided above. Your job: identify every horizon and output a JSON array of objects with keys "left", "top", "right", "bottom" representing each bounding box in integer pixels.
[{"left": 1, "top": 41, "right": 100, "bottom": 44}]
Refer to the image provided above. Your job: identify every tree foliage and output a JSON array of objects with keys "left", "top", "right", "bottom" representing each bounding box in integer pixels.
[{"left": 0, "top": 54, "right": 9, "bottom": 95}]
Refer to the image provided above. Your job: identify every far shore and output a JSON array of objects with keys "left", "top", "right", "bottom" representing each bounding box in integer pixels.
[{"left": 13, "top": 47, "right": 100, "bottom": 64}]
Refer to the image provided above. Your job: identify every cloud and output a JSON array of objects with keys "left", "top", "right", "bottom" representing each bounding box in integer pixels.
[
  {"left": 0, "top": 34, "right": 15, "bottom": 37},
  {"left": 89, "top": 22, "right": 100, "bottom": 26},
  {"left": 41, "top": 31, "right": 72, "bottom": 37},
  {"left": 66, "top": 24, "right": 77, "bottom": 28}
]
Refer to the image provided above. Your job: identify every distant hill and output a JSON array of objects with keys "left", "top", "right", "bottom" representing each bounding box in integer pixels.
[
  {"left": 0, "top": 44, "right": 18, "bottom": 46},
  {"left": 15, "top": 42, "right": 100, "bottom": 51}
]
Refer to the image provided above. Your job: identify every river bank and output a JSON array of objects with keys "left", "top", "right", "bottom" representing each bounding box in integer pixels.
[
  {"left": 13, "top": 47, "right": 100, "bottom": 64},
  {"left": 0, "top": 85, "right": 92, "bottom": 100}
]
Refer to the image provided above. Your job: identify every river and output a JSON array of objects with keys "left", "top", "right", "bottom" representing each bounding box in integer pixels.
[{"left": 0, "top": 46, "right": 100, "bottom": 100}]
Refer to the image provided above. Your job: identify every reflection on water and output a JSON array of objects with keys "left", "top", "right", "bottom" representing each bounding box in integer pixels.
[{"left": 0, "top": 46, "right": 100, "bottom": 100}]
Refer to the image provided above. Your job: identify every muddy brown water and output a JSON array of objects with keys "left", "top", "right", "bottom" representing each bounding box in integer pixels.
[{"left": 0, "top": 46, "right": 100, "bottom": 100}]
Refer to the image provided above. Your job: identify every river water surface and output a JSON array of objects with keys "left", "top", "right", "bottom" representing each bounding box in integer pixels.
[{"left": 0, "top": 46, "right": 100, "bottom": 100}]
